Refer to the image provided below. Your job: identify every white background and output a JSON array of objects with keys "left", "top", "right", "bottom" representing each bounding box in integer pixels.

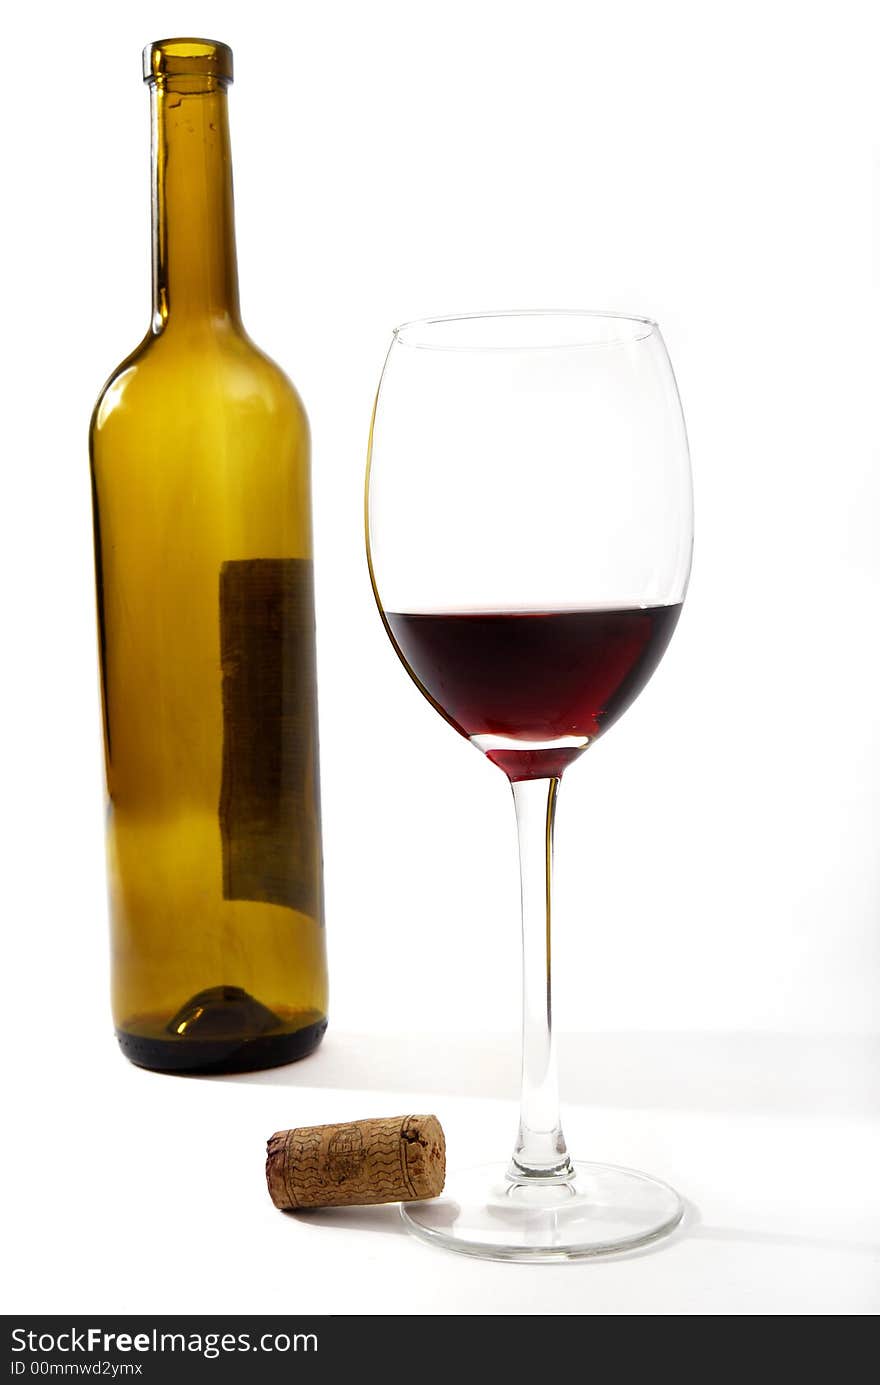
[{"left": 2, "top": 0, "right": 878, "bottom": 1316}]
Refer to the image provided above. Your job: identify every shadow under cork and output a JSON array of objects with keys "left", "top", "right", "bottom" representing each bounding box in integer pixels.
[{"left": 283, "top": 1203, "right": 409, "bottom": 1237}]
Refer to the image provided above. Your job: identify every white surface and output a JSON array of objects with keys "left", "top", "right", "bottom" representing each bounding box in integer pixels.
[
  {"left": 2, "top": 0, "right": 879, "bottom": 1315},
  {"left": 5, "top": 1029, "right": 879, "bottom": 1315}
]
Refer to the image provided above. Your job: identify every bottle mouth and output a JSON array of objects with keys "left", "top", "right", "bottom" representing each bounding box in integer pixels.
[{"left": 143, "top": 38, "right": 233, "bottom": 85}]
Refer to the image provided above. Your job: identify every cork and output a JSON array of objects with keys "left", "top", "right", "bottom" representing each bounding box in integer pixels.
[{"left": 266, "top": 1114, "right": 446, "bottom": 1210}]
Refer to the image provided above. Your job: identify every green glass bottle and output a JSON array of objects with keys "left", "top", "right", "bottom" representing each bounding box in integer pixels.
[{"left": 89, "top": 39, "right": 328, "bottom": 1073}]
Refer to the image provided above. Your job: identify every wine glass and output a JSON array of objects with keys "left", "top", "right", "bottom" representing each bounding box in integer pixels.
[{"left": 365, "top": 310, "right": 693, "bottom": 1261}]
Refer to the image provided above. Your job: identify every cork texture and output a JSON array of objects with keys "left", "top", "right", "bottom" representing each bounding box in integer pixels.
[{"left": 266, "top": 1114, "right": 446, "bottom": 1209}]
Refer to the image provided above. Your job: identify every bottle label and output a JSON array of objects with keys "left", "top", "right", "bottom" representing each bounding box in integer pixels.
[{"left": 218, "top": 558, "right": 322, "bottom": 917}]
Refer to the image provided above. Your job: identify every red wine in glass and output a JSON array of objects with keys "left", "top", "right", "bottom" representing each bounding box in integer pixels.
[{"left": 385, "top": 605, "right": 681, "bottom": 780}]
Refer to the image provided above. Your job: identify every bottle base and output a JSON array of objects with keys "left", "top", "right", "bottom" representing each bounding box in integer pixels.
[{"left": 116, "top": 1015, "right": 327, "bottom": 1075}]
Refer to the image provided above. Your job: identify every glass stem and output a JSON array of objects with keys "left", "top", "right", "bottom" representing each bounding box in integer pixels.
[{"left": 508, "top": 776, "right": 574, "bottom": 1183}]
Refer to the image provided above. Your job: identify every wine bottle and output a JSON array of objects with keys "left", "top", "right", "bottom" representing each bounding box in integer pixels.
[{"left": 89, "top": 38, "right": 328, "bottom": 1073}]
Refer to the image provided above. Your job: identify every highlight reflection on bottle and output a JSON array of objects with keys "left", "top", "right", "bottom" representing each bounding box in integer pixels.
[{"left": 89, "top": 39, "right": 327, "bottom": 1073}]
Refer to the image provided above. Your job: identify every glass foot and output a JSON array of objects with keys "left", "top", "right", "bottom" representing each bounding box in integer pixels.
[{"left": 400, "top": 1161, "right": 684, "bottom": 1262}]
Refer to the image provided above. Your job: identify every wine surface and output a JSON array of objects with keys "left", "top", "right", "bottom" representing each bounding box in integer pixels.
[{"left": 385, "top": 606, "right": 681, "bottom": 779}]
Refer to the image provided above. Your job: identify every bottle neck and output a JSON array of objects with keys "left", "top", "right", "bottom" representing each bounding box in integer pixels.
[{"left": 150, "top": 76, "right": 241, "bottom": 332}]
